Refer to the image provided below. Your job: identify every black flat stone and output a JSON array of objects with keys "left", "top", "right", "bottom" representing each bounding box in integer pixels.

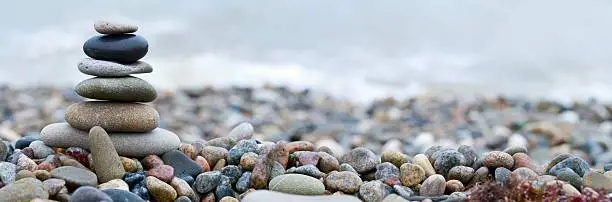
[
  {"left": 161, "top": 150, "right": 204, "bottom": 178},
  {"left": 83, "top": 34, "right": 148, "bottom": 64}
]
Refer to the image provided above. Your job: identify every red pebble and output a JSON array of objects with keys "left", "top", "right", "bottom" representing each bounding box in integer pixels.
[
  {"left": 147, "top": 165, "right": 174, "bottom": 183},
  {"left": 142, "top": 155, "right": 164, "bottom": 169},
  {"left": 66, "top": 147, "right": 90, "bottom": 167}
]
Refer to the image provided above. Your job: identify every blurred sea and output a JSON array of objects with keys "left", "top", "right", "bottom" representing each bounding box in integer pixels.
[{"left": 2, "top": 0, "right": 612, "bottom": 104}]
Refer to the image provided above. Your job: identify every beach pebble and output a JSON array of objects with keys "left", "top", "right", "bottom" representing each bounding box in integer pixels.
[
  {"left": 228, "top": 139, "right": 259, "bottom": 165},
  {"left": 65, "top": 101, "right": 159, "bottom": 132},
  {"left": 381, "top": 150, "right": 411, "bottom": 168},
  {"left": 200, "top": 146, "right": 229, "bottom": 167},
  {"left": 50, "top": 166, "right": 98, "bottom": 190},
  {"left": 375, "top": 162, "right": 400, "bottom": 185},
  {"left": 471, "top": 167, "right": 490, "bottom": 184},
  {"left": 142, "top": 154, "right": 164, "bottom": 169},
  {"left": 194, "top": 171, "right": 222, "bottom": 194},
  {"left": 544, "top": 153, "right": 572, "bottom": 174},
  {"left": 41, "top": 123, "right": 180, "bottom": 157},
  {"left": 269, "top": 174, "right": 325, "bottom": 195},
  {"left": 28, "top": 141, "right": 53, "bottom": 159},
  {"left": 83, "top": 34, "right": 148, "bottom": 63},
  {"left": 434, "top": 150, "right": 466, "bottom": 177},
  {"left": 17, "top": 155, "right": 36, "bottom": 171},
  {"left": 503, "top": 146, "right": 528, "bottom": 156},
  {"left": 339, "top": 163, "right": 358, "bottom": 173},
  {"left": 583, "top": 170, "right": 612, "bottom": 191},
  {"left": 0, "top": 178, "right": 48, "bottom": 201},
  {"left": 445, "top": 180, "right": 464, "bottom": 193},
  {"left": 170, "top": 177, "right": 199, "bottom": 202},
  {"left": 103, "top": 188, "right": 146, "bottom": 202},
  {"left": 399, "top": 163, "right": 425, "bottom": 186},
  {"left": 15, "top": 135, "right": 40, "bottom": 150},
  {"left": 228, "top": 122, "right": 254, "bottom": 141},
  {"left": 78, "top": 58, "right": 153, "bottom": 77},
  {"left": 604, "top": 163, "right": 612, "bottom": 172},
  {"left": 340, "top": 147, "right": 380, "bottom": 173},
  {"left": 94, "top": 21, "right": 138, "bottom": 34},
  {"left": 220, "top": 196, "right": 239, "bottom": 202},
  {"left": 420, "top": 174, "right": 446, "bottom": 196},
  {"left": 0, "top": 162, "right": 17, "bottom": 184},
  {"left": 286, "top": 164, "right": 326, "bottom": 178},
  {"left": 75, "top": 76, "right": 157, "bottom": 102},
  {"left": 42, "top": 178, "right": 65, "bottom": 197},
  {"left": 207, "top": 137, "right": 236, "bottom": 151},
  {"left": 457, "top": 145, "right": 478, "bottom": 167},
  {"left": 483, "top": 151, "right": 514, "bottom": 169},
  {"left": 239, "top": 152, "right": 258, "bottom": 171},
  {"left": 236, "top": 172, "right": 251, "bottom": 193},
  {"left": 317, "top": 152, "right": 339, "bottom": 173},
  {"left": 147, "top": 176, "right": 177, "bottom": 202},
  {"left": 241, "top": 190, "right": 362, "bottom": 202},
  {"left": 162, "top": 150, "right": 203, "bottom": 178},
  {"left": 286, "top": 141, "right": 314, "bottom": 153},
  {"left": 89, "top": 126, "right": 125, "bottom": 183},
  {"left": 510, "top": 167, "right": 538, "bottom": 183},
  {"left": 98, "top": 179, "right": 129, "bottom": 190},
  {"left": 555, "top": 168, "right": 583, "bottom": 188},
  {"left": 324, "top": 171, "right": 363, "bottom": 194},
  {"left": 70, "top": 186, "right": 112, "bottom": 202},
  {"left": 120, "top": 157, "right": 138, "bottom": 173},
  {"left": 495, "top": 167, "right": 512, "bottom": 185},
  {"left": 382, "top": 194, "right": 410, "bottom": 202},
  {"left": 548, "top": 157, "right": 590, "bottom": 177},
  {"left": 393, "top": 185, "right": 414, "bottom": 199},
  {"left": 359, "top": 180, "right": 390, "bottom": 202},
  {"left": 15, "top": 170, "right": 34, "bottom": 181},
  {"left": 447, "top": 166, "right": 474, "bottom": 184},
  {"left": 34, "top": 170, "right": 51, "bottom": 181},
  {"left": 413, "top": 154, "right": 436, "bottom": 177},
  {"left": 295, "top": 151, "right": 320, "bottom": 166},
  {"left": 147, "top": 164, "right": 174, "bottom": 183}
]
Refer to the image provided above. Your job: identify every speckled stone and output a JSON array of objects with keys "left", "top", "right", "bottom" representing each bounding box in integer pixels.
[
  {"left": 375, "top": 162, "right": 401, "bottom": 186},
  {"left": 0, "top": 178, "right": 48, "bottom": 201},
  {"left": 340, "top": 147, "right": 380, "bottom": 173},
  {"left": 317, "top": 152, "right": 340, "bottom": 173},
  {"left": 510, "top": 167, "right": 538, "bottom": 183},
  {"left": 495, "top": 167, "right": 512, "bottom": 185},
  {"left": 239, "top": 152, "right": 258, "bottom": 171},
  {"left": 434, "top": 150, "right": 466, "bottom": 177},
  {"left": 75, "top": 76, "right": 157, "bottom": 102},
  {"left": 447, "top": 166, "right": 474, "bottom": 184},
  {"left": 399, "top": 163, "right": 426, "bottom": 186},
  {"left": 457, "top": 145, "right": 478, "bottom": 167},
  {"left": 65, "top": 101, "right": 159, "bottom": 132},
  {"left": 286, "top": 165, "right": 326, "bottom": 178},
  {"left": 98, "top": 179, "right": 129, "bottom": 191},
  {"left": 583, "top": 170, "right": 612, "bottom": 191},
  {"left": 78, "top": 58, "right": 153, "bottom": 77},
  {"left": 241, "top": 190, "right": 362, "bottom": 202},
  {"left": 41, "top": 123, "right": 180, "bottom": 157},
  {"left": 146, "top": 176, "right": 177, "bottom": 202},
  {"left": 194, "top": 171, "right": 222, "bottom": 194},
  {"left": 483, "top": 151, "right": 514, "bottom": 169},
  {"left": 29, "top": 140, "right": 53, "bottom": 159},
  {"left": 359, "top": 180, "right": 390, "bottom": 202},
  {"left": 70, "top": 186, "right": 113, "bottom": 202},
  {"left": 556, "top": 168, "right": 583, "bottom": 188},
  {"left": 228, "top": 140, "right": 259, "bottom": 165},
  {"left": 544, "top": 153, "right": 573, "bottom": 174},
  {"left": 228, "top": 122, "right": 254, "bottom": 142},
  {"left": 549, "top": 157, "right": 590, "bottom": 177},
  {"left": 324, "top": 171, "right": 363, "bottom": 194},
  {"left": 94, "top": 21, "right": 138, "bottom": 34},
  {"left": 200, "top": 146, "right": 229, "bottom": 167},
  {"left": 170, "top": 177, "right": 199, "bottom": 202},
  {"left": 445, "top": 180, "right": 464, "bottom": 193},
  {"left": 0, "top": 162, "right": 17, "bottom": 183},
  {"left": 381, "top": 151, "right": 411, "bottom": 168},
  {"left": 269, "top": 174, "right": 325, "bottom": 195}
]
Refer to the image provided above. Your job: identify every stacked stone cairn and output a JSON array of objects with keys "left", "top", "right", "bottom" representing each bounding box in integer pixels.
[{"left": 40, "top": 21, "right": 181, "bottom": 182}]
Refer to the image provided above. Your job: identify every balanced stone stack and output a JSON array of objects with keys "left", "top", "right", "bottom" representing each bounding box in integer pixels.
[{"left": 41, "top": 21, "right": 180, "bottom": 158}]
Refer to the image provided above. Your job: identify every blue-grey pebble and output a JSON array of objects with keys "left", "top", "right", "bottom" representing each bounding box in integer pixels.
[
  {"left": 549, "top": 157, "right": 590, "bottom": 177},
  {"left": 69, "top": 186, "right": 113, "bottom": 202},
  {"left": 434, "top": 150, "right": 466, "bottom": 177},
  {"left": 236, "top": 172, "right": 251, "bottom": 193},
  {"left": 174, "top": 196, "right": 191, "bottom": 202},
  {"left": 194, "top": 171, "right": 222, "bottom": 194},
  {"left": 458, "top": 145, "right": 478, "bottom": 167},
  {"left": 286, "top": 164, "right": 326, "bottom": 178},
  {"left": 15, "top": 135, "right": 40, "bottom": 150},
  {"left": 0, "top": 162, "right": 17, "bottom": 184},
  {"left": 103, "top": 188, "right": 146, "bottom": 202},
  {"left": 495, "top": 167, "right": 512, "bottom": 185},
  {"left": 215, "top": 184, "right": 237, "bottom": 200},
  {"left": 131, "top": 183, "right": 149, "bottom": 201},
  {"left": 228, "top": 139, "right": 259, "bottom": 165},
  {"left": 556, "top": 168, "right": 583, "bottom": 188}
]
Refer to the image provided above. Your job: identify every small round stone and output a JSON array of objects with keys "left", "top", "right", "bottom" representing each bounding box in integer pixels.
[
  {"left": 471, "top": 167, "right": 490, "bottom": 184},
  {"left": 228, "top": 122, "right": 254, "bottom": 142},
  {"left": 544, "top": 153, "right": 573, "bottom": 174},
  {"left": 239, "top": 152, "right": 258, "bottom": 171},
  {"left": 78, "top": 58, "right": 153, "bottom": 77},
  {"left": 457, "top": 145, "right": 478, "bottom": 167},
  {"left": 0, "top": 178, "right": 48, "bottom": 201},
  {"left": 413, "top": 154, "right": 436, "bottom": 177},
  {"left": 15, "top": 170, "right": 35, "bottom": 181},
  {"left": 65, "top": 101, "right": 159, "bottom": 132},
  {"left": 286, "top": 165, "right": 326, "bottom": 178},
  {"left": 70, "top": 186, "right": 112, "bottom": 202},
  {"left": 324, "top": 171, "right": 363, "bottom": 194},
  {"left": 512, "top": 153, "right": 540, "bottom": 173},
  {"left": 445, "top": 180, "right": 464, "bottom": 193},
  {"left": 236, "top": 172, "right": 251, "bottom": 193},
  {"left": 317, "top": 152, "right": 339, "bottom": 173},
  {"left": 194, "top": 171, "right": 222, "bottom": 194},
  {"left": 269, "top": 174, "right": 325, "bottom": 195},
  {"left": 494, "top": 167, "right": 512, "bottom": 185},
  {"left": 420, "top": 174, "right": 446, "bottom": 197},
  {"left": 295, "top": 151, "right": 320, "bottom": 166},
  {"left": 339, "top": 163, "right": 357, "bottom": 173},
  {"left": 16, "top": 155, "right": 36, "bottom": 172},
  {"left": 33, "top": 170, "right": 51, "bottom": 181},
  {"left": 146, "top": 176, "right": 177, "bottom": 202},
  {"left": 0, "top": 162, "right": 17, "bottom": 183},
  {"left": 285, "top": 141, "right": 314, "bottom": 153},
  {"left": 83, "top": 34, "right": 148, "bottom": 64},
  {"left": 399, "top": 163, "right": 426, "bottom": 186},
  {"left": 434, "top": 150, "right": 466, "bottom": 177},
  {"left": 548, "top": 157, "right": 590, "bottom": 177},
  {"left": 94, "top": 21, "right": 138, "bottom": 34},
  {"left": 381, "top": 150, "right": 411, "bottom": 168},
  {"left": 75, "top": 76, "right": 157, "bottom": 102},
  {"left": 28, "top": 141, "right": 53, "bottom": 159},
  {"left": 510, "top": 167, "right": 538, "bottom": 184},
  {"left": 447, "top": 166, "right": 474, "bottom": 184},
  {"left": 228, "top": 140, "right": 259, "bottom": 165},
  {"left": 170, "top": 177, "right": 199, "bottom": 202},
  {"left": 179, "top": 144, "right": 197, "bottom": 160},
  {"left": 142, "top": 155, "right": 164, "bottom": 169},
  {"left": 195, "top": 156, "right": 211, "bottom": 172},
  {"left": 340, "top": 147, "right": 380, "bottom": 173},
  {"left": 15, "top": 135, "right": 40, "bottom": 150},
  {"left": 42, "top": 178, "right": 65, "bottom": 196},
  {"left": 503, "top": 146, "right": 528, "bottom": 156},
  {"left": 359, "top": 180, "right": 389, "bottom": 202},
  {"left": 147, "top": 164, "right": 174, "bottom": 183},
  {"left": 120, "top": 157, "right": 138, "bottom": 173},
  {"left": 207, "top": 137, "right": 236, "bottom": 151},
  {"left": 483, "top": 151, "right": 514, "bottom": 169},
  {"left": 375, "top": 162, "right": 400, "bottom": 186},
  {"left": 200, "top": 146, "right": 229, "bottom": 166}
]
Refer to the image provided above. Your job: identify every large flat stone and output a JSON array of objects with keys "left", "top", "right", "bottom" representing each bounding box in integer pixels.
[
  {"left": 75, "top": 76, "right": 157, "bottom": 102},
  {"left": 41, "top": 123, "right": 180, "bottom": 157},
  {"left": 241, "top": 190, "right": 361, "bottom": 202},
  {"left": 78, "top": 58, "right": 153, "bottom": 77},
  {"left": 65, "top": 101, "right": 159, "bottom": 132}
]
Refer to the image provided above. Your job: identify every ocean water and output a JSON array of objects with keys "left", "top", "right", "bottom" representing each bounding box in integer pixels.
[{"left": 1, "top": 0, "right": 612, "bottom": 104}]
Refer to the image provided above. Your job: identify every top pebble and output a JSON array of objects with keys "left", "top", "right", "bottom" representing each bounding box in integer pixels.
[{"left": 94, "top": 21, "right": 138, "bottom": 35}]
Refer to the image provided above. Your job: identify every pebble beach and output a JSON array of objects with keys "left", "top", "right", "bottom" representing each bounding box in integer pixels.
[{"left": 1, "top": 22, "right": 612, "bottom": 202}]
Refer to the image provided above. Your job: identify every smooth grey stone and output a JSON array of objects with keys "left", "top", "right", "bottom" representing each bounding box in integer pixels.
[
  {"left": 94, "top": 21, "right": 138, "bottom": 34},
  {"left": 78, "top": 58, "right": 153, "bottom": 77},
  {"left": 242, "top": 190, "right": 362, "bottom": 202},
  {"left": 75, "top": 76, "right": 157, "bottom": 102}
]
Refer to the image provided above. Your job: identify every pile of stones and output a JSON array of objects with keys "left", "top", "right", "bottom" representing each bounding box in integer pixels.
[{"left": 40, "top": 21, "right": 181, "bottom": 158}]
